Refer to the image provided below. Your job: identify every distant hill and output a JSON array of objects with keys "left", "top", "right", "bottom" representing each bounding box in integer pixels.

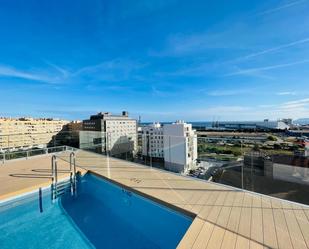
[{"left": 294, "top": 118, "right": 309, "bottom": 125}]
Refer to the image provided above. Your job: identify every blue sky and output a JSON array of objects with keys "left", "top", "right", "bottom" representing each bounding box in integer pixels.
[{"left": 0, "top": 0, "right": 309, "bottom": 122}]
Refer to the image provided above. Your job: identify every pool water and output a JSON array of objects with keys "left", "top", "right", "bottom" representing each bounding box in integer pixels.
[{"left": 0, "top": 173, "right": 193, "bottom": 249}]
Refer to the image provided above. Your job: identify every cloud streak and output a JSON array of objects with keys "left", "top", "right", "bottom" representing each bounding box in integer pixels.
[
  {"left": 276, "top": 91, "right": 297, "bottom": 96},
  {"left": 0, "top": 58, "right": 146, "bottom": 85},
  {"left": 225, "top": 59, "right": 309, "bottom": 76},
  {"left": 0, "top": 65, "right": 55, "bottom": 83},
  {"left": 231, "top": 37, "right": 309, "bottom": 62},
  {"left": 207, "top": 89, "right": 252, "bottom": 96},
  {"left": 257, "top": 0, "right": 308, "bottom": 16}
]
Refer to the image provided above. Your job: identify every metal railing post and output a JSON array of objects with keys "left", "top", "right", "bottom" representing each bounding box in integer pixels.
[
  {"left": 70, "top": 152, "right": 77, "bottom": 196},
  {"left": 51, "top": 155, "right": 57, "bottom": 200},
  {"left": 241, "top": 140, "right": 244, "bottom": 189}
]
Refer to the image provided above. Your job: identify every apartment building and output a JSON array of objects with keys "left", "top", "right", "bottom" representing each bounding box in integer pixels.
[
  {"left": 141, "top": 123, "right": 164, "bottom": 158},
  {"left": 80, "top": 111, "right": 137, "bottom": 155},
  {"left": 51, "top": 120, "right": 82, "bottom": 148},
  {"left": 141, "top": 121, "right": 197, "bottom": 173},
  {"left": 0, "top": 117, "right": 69, "bottom": 151}
]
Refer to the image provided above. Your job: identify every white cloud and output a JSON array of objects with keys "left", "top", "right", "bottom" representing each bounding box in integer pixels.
[
  {"left": 0, "top": 58, "right": 146, "bottom": 85},
  {"left": 228, "top": 37, "right": 309, "bottom": 63},
  {"left": 276, "top": 91, "right": 297, "bottom": 96},
  {"left": 207, "top": 89, "right": 251, "bottom": 96},
  {"left": 73, "top": 58, "right": 145, "bottom": 82},
  {"left": 149, "top": 25, "right": 249, "bottom": 57},
  {"left": 0, "top": 65, "right": 55, "bottom": 83},
  {"left": 280, "top": 98, "right": 309, "bottom": 108},
  {"left": 44, "top": 61, "right": 70, "bottom": 78},
  {"left": 225, "top": 59, "right": 309, "bottom": 76},
  {"left": 257, "top": 98, "right": 309, "bottom": 119},
  {"left": 257, "top": 0, "right": 308, "bottom": 16},
  {"left": 188, "top": 97, "right": 309, "bottom": 121}
]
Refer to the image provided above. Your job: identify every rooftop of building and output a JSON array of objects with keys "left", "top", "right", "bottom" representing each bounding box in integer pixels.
[
  {"left": 87, "top": 111, "right": 134, "bottom": 121},
  {"left": 1, "top": 149, "right": 309, "bottom": 249},
  {"left": 0, "top": 117, "right": 68, "bottom": 122}
]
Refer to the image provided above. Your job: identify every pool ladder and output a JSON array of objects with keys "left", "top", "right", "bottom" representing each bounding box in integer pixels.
[{"left": 51, "top": 152, "right": 77, "bottom": 200}]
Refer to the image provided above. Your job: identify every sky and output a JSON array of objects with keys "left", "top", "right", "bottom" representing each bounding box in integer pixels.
[{"left": 0, "top": 0, "right": 309, "bottom": 122}]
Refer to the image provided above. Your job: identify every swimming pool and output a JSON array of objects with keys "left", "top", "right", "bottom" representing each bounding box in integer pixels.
[{"left": 0, "top": 173, "right": 193, "bottom": 249}]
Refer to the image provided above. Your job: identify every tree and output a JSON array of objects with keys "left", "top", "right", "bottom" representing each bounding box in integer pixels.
[{"left": 267, "top": 135, "right": 277, "bottom": 141}]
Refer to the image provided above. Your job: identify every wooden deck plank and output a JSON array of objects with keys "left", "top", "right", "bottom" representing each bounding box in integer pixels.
[
  {"left": 221, "top": 230, "right": 238, "bottom": 249},
  {"left": 271, "top": 198, "right": 283, "bottom": 209},
  {"left": 250, "top": 208, "right": 264, "bottom": 247},
  {"left": 237, "top": 207, "right": 252, "bottom": 240},
  {"left": 284, "top": 209, "right": 307, "bottom": 249},
  {"left": 233, "top": 192, "right": 244, "bottom": 207},
  {"left": 226, "top": 207, "right": 242, "bottom": 232},
  {"left": 293, "top": 209, "right": 309, "bottom": 248},
  {"left": 273, "top": 209, "right": 293, "bottom": 249},
  {"left": 206, "top": 226, "right": 226, "bottom": 249},
  {"left": 262, "top": 208, "right": 278, "bottom": 249},
  {"left": 242, "top": 192, "right": 253, "bottom": 207},
  {"left": 195, "top": 188, "right": 230, "bottom": 249},
  {"left": 192, "top": 221, "right": 214, "bottom": 249},
  {"left": 177, "top": 218, "right": 205, "bottom": 249},
  {"left": 261, "top": 196, "right": 272, "bottom": 209},
  {"left": 252, "top": 195, "right": 262, "bottom": 208},
  {"left": 234, "top": 235, "right": 250, "bottom": 249}
]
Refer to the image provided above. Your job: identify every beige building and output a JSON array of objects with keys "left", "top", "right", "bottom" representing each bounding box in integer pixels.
[
  {"left": 67, "top": 120, "right": 82, "bottom": 132},
  {"left": 80, "top": 111, "right": 137, "bottom": 155},
  {"left": 0, "top": 117, "right": 69, "bottom": 151}
]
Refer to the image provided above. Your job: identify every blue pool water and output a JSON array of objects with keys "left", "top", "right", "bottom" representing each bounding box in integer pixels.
[{"left": 0, "top": 173, "right": 193, "bottom": 249}]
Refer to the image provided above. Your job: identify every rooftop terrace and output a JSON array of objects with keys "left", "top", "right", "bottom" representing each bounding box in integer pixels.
[{"left": 1, "top": 149, "right": 309, "bottom": 249}]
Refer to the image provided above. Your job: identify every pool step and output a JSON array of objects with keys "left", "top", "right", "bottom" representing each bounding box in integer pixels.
[{"left": 55, "top": 180, "right": 71, "bottom": 197}]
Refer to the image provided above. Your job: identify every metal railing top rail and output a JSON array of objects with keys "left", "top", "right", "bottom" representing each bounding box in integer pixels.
[
  {"left": 0, "top": 130, "right": 200, "bottom": 139},
  {"left": 0, "top": 145, "right": 69, "bottom": 163},
  {"left": 0, "top": 131, "right": 64, "bottom": 137}
]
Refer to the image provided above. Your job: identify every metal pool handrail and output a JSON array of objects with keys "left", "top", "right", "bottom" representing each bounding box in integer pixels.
[{"left": 51, "top": 152, "right": 77, "bottom": 200}]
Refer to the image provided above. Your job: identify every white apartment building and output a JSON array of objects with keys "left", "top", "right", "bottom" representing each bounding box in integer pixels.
[
  {"left": 80, "top": 111, "right": 137, "bottom": 155},
  {"left": 141, "top": 123, "right": 164, "bottom": 158},
  {"left": 141, "top": 121, "right": 197, "bottom": 173},
  {"left": 0, "top": 117, "right": 69, "bottom": 151}
]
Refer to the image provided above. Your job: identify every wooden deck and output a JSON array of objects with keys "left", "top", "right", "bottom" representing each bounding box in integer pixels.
[
  {"left": 1, "top": 150, "right": 309, "bottom": 249},
  {"left": 0, "top": 155, "right": 73, "bottom": 200}
]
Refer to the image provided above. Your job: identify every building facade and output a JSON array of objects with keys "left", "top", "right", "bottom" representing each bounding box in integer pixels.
[
  {"left": 0, "top": 117, "right": 69, "bottom": 151},
  {"left": 141, "top": 123, "right": 164, "bottom": 158},
  {"left": 214, "top": 119, "right": 290, "bottom": 131},
  {"left": 80, "top": 111, "right": 137, "bottom": 156},
  {"left": 141, "top": 121, "right": 197, "bottom": 173},
  {"left": 51, "top": 120, "right": 82, "bottom": 148}
]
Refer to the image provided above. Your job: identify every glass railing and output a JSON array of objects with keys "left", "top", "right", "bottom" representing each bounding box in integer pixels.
[
  {"left": 1, "top": 130, "right": 309, "bottom": 205},
  {"left": 0, "top": 146, "right": 67, "bottom": 162}
]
